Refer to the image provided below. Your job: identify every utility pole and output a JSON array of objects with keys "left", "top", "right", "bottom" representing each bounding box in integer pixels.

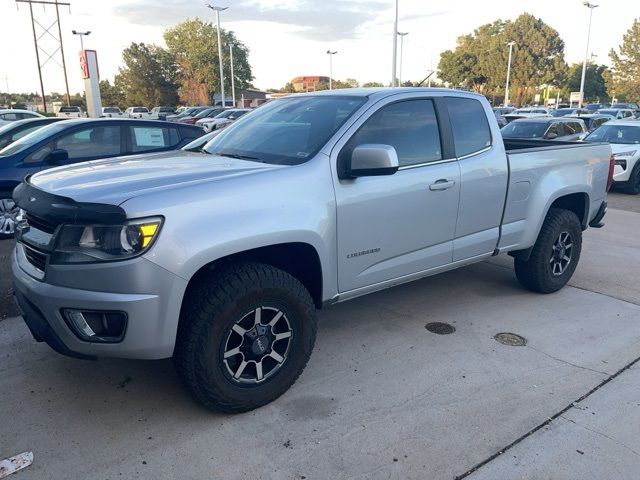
[
  {"left": 16, "top": 0, "right": 72, "bottom": 112},
  {"left": 229, "top": 44, "right": 235, "bottom": 107},
  {"left": 397, "top": 32, "right": 408, "bottom": 86},
  {"left": 326, "top": 50, "right": 337, "bottom": 90},
  {"left": 391, "top": 0, "right": 399, "bottom": 87},
  {"left": 206, "top": 4, "right": 228, "bottom": 108},
  {"left": 504, "top": 41, "right": 515, "bottom": 106},
  {"left": 579, "top": 2, "right": 599, "bottom": 108}
]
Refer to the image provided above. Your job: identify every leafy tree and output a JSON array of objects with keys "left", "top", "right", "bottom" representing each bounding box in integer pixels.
[
  {"left": 163, "top": 18, "right": 253, "bottom": 105},
  {"left": 438, "top": 14, "right": 566, "bottom": 105},
  {"left": 607, "top": 18, "right": 640, "bottom": 101},
  {"left": 363, "top": 81, "right": 384, "bottom": 87},
  {"left": 99, "top": 80, "right": 125, "bottom": 108},
  {"left": 115, "top": 42, "right": 179, "bottom": 107},
  {"left": 565, "top": 63, "right": 609, "bottom": 102}
]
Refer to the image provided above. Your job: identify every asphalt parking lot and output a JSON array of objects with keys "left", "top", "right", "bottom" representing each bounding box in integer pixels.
[{"left": 0, "top": 192, "right": 639, "bottom": 479}]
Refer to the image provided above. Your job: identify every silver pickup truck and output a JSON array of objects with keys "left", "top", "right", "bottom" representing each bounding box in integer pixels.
[{"left": 11, "top": 88, "right": 613, "bottom": 412}]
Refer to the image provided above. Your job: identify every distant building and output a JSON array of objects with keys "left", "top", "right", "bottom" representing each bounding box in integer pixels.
[
  {"left": 239, "top": 88, "right": 268, "bottom": 108},
  {"left": 291, "top": 76, "right": 330, "bottom": 92}
]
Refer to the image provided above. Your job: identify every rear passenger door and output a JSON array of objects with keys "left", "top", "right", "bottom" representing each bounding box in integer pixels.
[
  {"left": 445, "top": 96, "right": 509, "bottom": 262},
  {"left": 126, "top": 124, "right": 182, "bottom": 153},
  {"left": 332, "top": 95, "right": 461, "bottom": 292}
]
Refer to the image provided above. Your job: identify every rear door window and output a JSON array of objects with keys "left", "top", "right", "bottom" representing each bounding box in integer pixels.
[
  {"left": 445, "top": 97, "right": 492, "bottom": 157},
  {"left": 129, "top": 126, "right": 180, "bottom": 152}
]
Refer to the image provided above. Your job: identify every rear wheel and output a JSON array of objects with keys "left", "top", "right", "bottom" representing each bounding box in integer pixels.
[
  {"left": 514, "top": 208, "right": 582, "bottom": 293},
  {"left": 0, "top": 190, "right": 19, "bottom": 240},
  {"left": 174, "top": 262, "right": 317, "bottom": 413}
]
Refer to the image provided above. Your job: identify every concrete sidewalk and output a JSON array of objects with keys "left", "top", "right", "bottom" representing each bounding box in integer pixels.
[{"left": 0, "top": 206, "right": 639, "bottom": 479}]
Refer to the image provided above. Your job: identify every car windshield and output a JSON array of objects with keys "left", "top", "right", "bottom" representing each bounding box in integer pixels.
[
  {"left": 0, "top": 122, "right": 67, "bottom": 156},
  {"left": 551, "top": 109, "right": 573, "bottom": 117},
  {"left": 59, "top": 107, "right": 79, "bottom": 112},
  {"left": 133, "top": 107, "right": 148, "bottom": 113},
  {"left": 501, "top": 121, "right": 548, "bottom": 138},
  {"left": 203, "top": 95, "right": 367, "bottom": 165},
  {"left": 103, "top": 107, "right": 120, "bottom": 113},
  {"left": 194, "top": 108, "right": 215, "bottom": 119},
  {"left": 598, "top": 110, "right": 618, "bottom": 116},
  {"left": 213, "top": 110, "right": 234, "bottom": 119},
  {"left": 584, "top": 124, "right": 640, "bottom": 145}
]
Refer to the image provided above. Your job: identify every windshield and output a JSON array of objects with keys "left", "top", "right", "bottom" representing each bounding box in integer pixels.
[
  {"left": 194, "top": 108, "right": 215, "bottom": 119},
  {"left": 133, "top": 107, "right": 148, "bottom": 113},
  {"left": 501, "top": 121, "right": 548, "bottom": 138},
  {"left": 551, "top": 109, "right": 573, "bottom": 117},
  {"left": 0, "top": 121, "right": 67, "bottom": 156},
  {"left": 59, "top": 107, "right": 80, "bottom": 112},
  {"left": 103, "top": 107, "right": 120, "bottom": 113},
  {"left": 598, "top": 110, "right": 618, "bottom": 116},
  {"left": 203, "top": 95, "right": 367, "bottom": 165},
  {"left": 584, "top": 124, "right": 640, "bottom": 145},
  {"left": 213, "top": 110, "right": 234, "bottom": 119}
]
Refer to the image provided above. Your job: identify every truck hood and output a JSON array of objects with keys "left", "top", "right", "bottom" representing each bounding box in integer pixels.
[{"left": 28, "top": 150, "right": 283, "bottom": 205}]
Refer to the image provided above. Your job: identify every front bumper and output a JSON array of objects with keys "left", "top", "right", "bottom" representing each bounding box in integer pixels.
[{"left": 11, "top": 243, "right": 188, "bottom": 360}]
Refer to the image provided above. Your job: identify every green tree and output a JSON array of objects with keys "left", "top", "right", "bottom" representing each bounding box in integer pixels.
[
  {"left": 99, "top": 80, "right": 125, "bottom": 108},
  {"left": 116, "top": 42, "right": 179, "bottom": 107},
  {"left": 163, "top": 18, "right": 253, "bottom": 105},
  {"left": 565, "top": 63, "right": 609, "bottom": 102},
  {"left": 363, "top": 81, "right": 384, "bottom": 87},
  {"left": 607, "top": 18, "right": 640, "bottom": 101}
]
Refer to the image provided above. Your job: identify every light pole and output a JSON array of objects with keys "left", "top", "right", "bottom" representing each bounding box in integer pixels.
[
  {"left": 72, "top": 30, "right": 91, "bottom": 52},
  {"left": 206, "top": 4, "right": 228, "bottom": 107},
  {"left": 504, "top": 41, "right": 515, "bottom": 106},
  {"left": 391, "top": 0, "right": 399, "bottom": 87},
  {"left": 326, "top": 50, "right": 337, "bottom": 90},
  {"left": 229, "top": 43, "right": 235, "bottom": 107},
  {"left": 397, "top": 31, "right": 408, "bottom": 86},
  {"left": 579, "top": 2, "right": 598, "bottom": 108}
]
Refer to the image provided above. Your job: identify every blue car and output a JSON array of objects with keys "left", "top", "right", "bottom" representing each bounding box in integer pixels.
[{"left": 0, "top": 118, "right": 204, "bottom": 238}]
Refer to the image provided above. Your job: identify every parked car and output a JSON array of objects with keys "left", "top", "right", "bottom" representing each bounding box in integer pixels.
[
  {"left": 177, "top": 107, "right": 223, "bottom": 125},
  {"left": 57, "top": 106, "right": 86, "bottom": 118},
  {"left": 585, "top": 103, "right": 609, "bottom": 112},
  {"left": 197, "top": 109, "right": 251, "bottom": 132},
  {"left": 550, "top": 108, "right": 590, "bottom": 117},
  {"left": 503, "top": 107, "right": 551, "bottom": 123},
  {"left": 501, "top": 117, "right": 587, "bottom": 141},
  {"left": 0, "top": 117, "right": 66, "bottom": 150},
  {"left": 493, "top": 107, "right": 515, "bottom": 116},
  {"left": 165, "top": 106, "right": 210, "bottom": 123},
  {"left": 150, "top": 106, "right": 176, "bottom": 121},
  {"left": 584, "top": 120, "right": 640, "bottom": 194},
  {"left": 610, "top": 102, "right": 639, "bottom": 111},
  {"left": 0, "top": 109, "right": 44, "bottom": 126},
  {"left": 0, "top": 119, "right": 204, "bottom": 237},
  {"left": 597, "top": 108, "right": 635, "bottom": 120},
  {"left": 565, "top": 114, "right": 614, "bottom": 132},
  {"left": 100, "top": 107, "right": 124, "bottom": 118},
  {"left": 125, "top": 107, "right": 151, "bottom": 119},
  {"left": 10, "top": 89, "right": 612, "bottom": 413}
]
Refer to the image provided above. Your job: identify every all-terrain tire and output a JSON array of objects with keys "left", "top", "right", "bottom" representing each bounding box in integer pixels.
[
  {"left": 173, "top": 262, "right": 317, "bottom": 413},
  {"left": 514, "top": 208, "right": 582, "bottom": 294},
  {"left": 622, "top": 164, "right": 640, "bottom": 195}
]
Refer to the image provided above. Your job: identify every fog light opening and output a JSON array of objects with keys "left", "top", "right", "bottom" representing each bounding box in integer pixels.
[{"left": 62, "top": 309, "right": 128, "bottom": 343}]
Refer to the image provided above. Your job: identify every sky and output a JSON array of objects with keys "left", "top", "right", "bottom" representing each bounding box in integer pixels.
[{"left": 0, "top": 0, "right": 637, "bottom": 96}]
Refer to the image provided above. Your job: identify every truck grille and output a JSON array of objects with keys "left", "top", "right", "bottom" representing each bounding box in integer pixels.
[
  {"left": 23, "top": 245, "right": 48, "bottom": 272},
  {"left": 25, "top": 213, "right": 57, "bottom": 234}
]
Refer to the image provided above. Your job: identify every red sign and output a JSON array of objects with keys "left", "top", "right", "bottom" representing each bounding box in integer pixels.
[{"left": 79, "top": 50, "right": 89, "bottom": 79}]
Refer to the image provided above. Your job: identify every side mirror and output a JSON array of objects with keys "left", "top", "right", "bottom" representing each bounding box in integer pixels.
[
  {"left": 46, "top": 148, "right": 69, "bottom": 164},
  {"left": 341, "top": 144, "right": 400, "bottom": 179},
  {"left": 545, "top": 132, "right": 558, "bottom": 140}
]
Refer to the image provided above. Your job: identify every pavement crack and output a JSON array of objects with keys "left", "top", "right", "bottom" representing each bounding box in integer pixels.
[
  {"left": 527, "top": 345, "right": 610, "bottom": 376},
  {"left": 559, "top": 415, "right": 640, "bottom": 458},
  {"left": 453, "top": 353, "right": 640, "bottom": 480},
  {"left": 565, "top": 283, "right": 640, "bottom": 307}
]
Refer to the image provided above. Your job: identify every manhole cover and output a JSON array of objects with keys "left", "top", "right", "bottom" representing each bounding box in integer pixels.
[
  {"left": 494, "top": 332, "right": 527, "bottom": 346},
  {"left": 425, "top": 322, "right": 456, "bottom": 335}
]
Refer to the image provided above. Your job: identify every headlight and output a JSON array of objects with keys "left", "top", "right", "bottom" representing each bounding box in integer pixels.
[{"left": 51, "top": 217, "right": 162, "bottom": 264}]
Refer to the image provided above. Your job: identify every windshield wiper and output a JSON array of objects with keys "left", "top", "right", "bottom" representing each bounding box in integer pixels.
[{"left": 213, "top": 152, "right": 262, "bottom": 161}]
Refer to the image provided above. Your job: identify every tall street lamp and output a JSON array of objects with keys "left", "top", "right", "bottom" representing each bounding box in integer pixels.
[
  {"left": 579, "top": 2, "right": 599, "bottom": 108},
  {"left": 229, "top": 43, "right": 236, "bottom": 107},
  {"left": 397, "top": 31, "right": 408, "bottom": 86},
  {"left": 326, "top": 50, "right": 337, "bottom": 90},
  {"left": 72, "top": 30, "right": 91, "bottom": 52},
  {"left": 504, "top": 41, "right": 515, "bottom": 107},
  {"left": 391, "top": 0, "right": 399, "bottom": 87},
  {"left": 206, "top": 4, "right": 228, "bottom": 107}
]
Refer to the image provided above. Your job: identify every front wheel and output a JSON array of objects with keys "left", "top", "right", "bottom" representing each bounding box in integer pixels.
[
  {"left": 622, "top": 165, "right": 640, "bottom": 195},
  {"left": 0, "top": 190, "right": 19, "bottom": 240},
  {"left": 174, "top": 262, "right": 317, "bottom": 413},
  {"left": 514, "top": 208, "right": 582, "bottom": 293}
]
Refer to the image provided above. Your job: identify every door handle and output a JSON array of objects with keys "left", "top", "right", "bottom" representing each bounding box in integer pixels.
[{"left": 429, "top": 179, "right": 456, "bottom": 191}]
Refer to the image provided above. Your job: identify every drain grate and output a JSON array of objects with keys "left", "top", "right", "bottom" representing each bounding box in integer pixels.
[
  {"left": 425, "top": 322, "right": 456, "bottom": 335},
  {"left": 494, "top": 332, "right": 527, "bottom": 346}
]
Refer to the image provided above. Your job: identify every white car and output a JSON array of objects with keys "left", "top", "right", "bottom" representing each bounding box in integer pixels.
[
  {"left": 101, "top": 107, "right": 124, "bottom": 118},
  {"left": 0, "top": 109, "right": 44, "bottom": 125},
  {"left": 56, "top": 106, "right": 86, "bottom": 118},
  {"left": 197, "top": 108, "right": 251, "bottom": 132},
  {"left": 584, "top": 120, "right": 640, "bottom": 194},
  {"left": 597, "top": 108, "right": 635, "bottom": 120},
  {"left": 125, "top": 106, "right": 151, "bottom": 119}
]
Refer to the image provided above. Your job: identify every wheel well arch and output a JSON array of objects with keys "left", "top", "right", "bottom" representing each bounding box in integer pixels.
[
  {"left": 549, "top": 192, "right": 590, "bottom": 229},
  {"left": 183, "top": 242, "right": 324, "bottom": 309}
]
